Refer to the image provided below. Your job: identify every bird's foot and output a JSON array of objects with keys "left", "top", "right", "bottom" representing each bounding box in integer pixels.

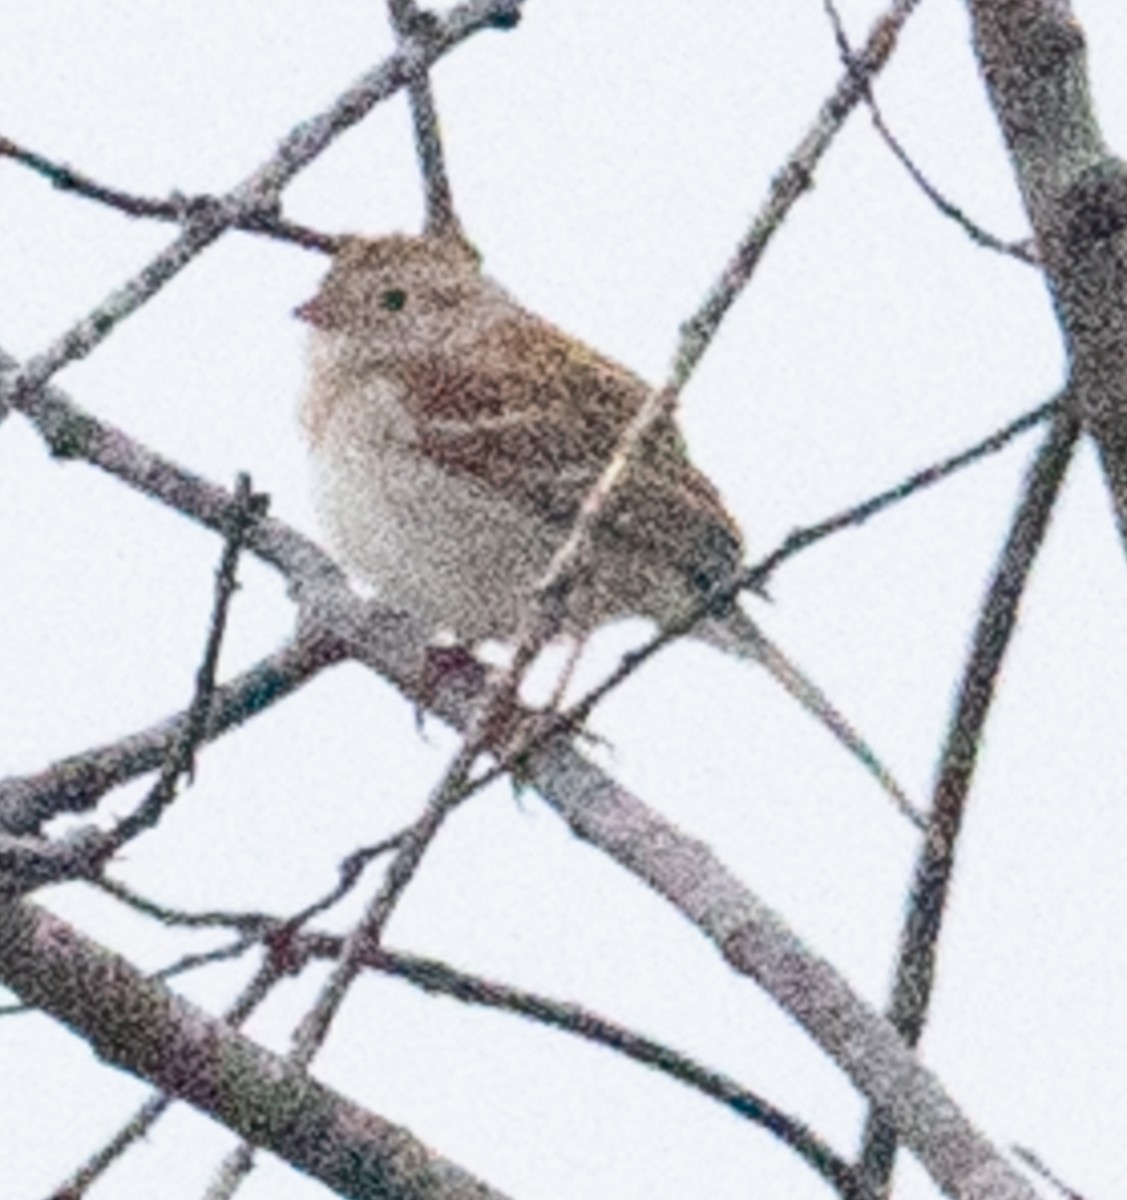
[{"left": 414, "top": 643, "right": 487, "bottom": 733}]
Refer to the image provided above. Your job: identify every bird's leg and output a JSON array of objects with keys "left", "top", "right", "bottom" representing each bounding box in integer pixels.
[
  {"left": 544, "top": 632, "right": 587, "bottom": 713},
  {"left": 414, "top": 642, "right": 487, "bottom": 734}
]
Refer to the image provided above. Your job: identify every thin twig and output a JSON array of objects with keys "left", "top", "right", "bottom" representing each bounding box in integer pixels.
[
  {"left": 96, "top": 828, "right": 407, "bottom": 950},
  {"left": 44, "top": 1094, "right": 171, "bottom": 1200},
  {"left": 0, "top": 134, "right": 339, "bottom": 253},
  {"left": 409, "top": 395, "right": 1060, "bottom": 831},
  {"left": 0, "top": 478, "right": 264, "bottom": 894},
  {"left": 868, "top": 106, "right": 1037, "bottom": 263},
  {"left": 373, "top": 947, "right": 869, "bottom": 1198},
  {"left": 149, "top": 934, "right": 263, "bottom": 983},
  {"left": 1011, "top": 1146, "right": 1090, "bottom": 1200},
  {"left": 855, "top": 408, "right": 1081, "bottom": 1195},
  {"left": 819, "top": 1, "right": 1037, "bottom": 265},
  {"left": 0, "top": 631, "right": 345, "bottom": 836},
  {"left": 0, "top": 0, "right": 525, "bottom": 412},
  {"left": 556, "top": 395, "right": 1060, "bottom": 755},
  {"left": 463, "top": 0, "right": 930, "bottom": 859},
  {"left": 744, "top": 396, "right": 1062, "bottom": 588},
  {"left": 93, "top": 876, "right": 275, "bottom": 932},
  {"left": 203, "top": 780, "right": 468, "bottom": 1189},
  {"left": 673, "top": 0, "right": 922, "bottom": 384},
  {"left": 101, "top": 475, "right": 266, "bottom": 848},
  {"left": 44, "top": 828, "right": 408, "bottom": 1196},
  {"left": 289, "top": 743, "right": 481, "bottom": 1068},
  {"left": 281, "top": 830, "right": 413, "bottom": 932},
  {"left": 385, "top": 1, "right": 463, "bottom": 236}
]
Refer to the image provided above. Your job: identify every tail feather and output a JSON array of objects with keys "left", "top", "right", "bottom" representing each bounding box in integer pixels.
[{"left": 697, "top": 610, "right": 922, "bottom": 827}]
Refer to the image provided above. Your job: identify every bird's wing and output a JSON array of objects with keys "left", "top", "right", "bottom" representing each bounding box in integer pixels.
[{"left": 399, "top": 314, "right": 743, "bottom": 593}]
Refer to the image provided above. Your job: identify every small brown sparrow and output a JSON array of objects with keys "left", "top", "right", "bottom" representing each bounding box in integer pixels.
[{"left": 297, "top": 232, "right": 909, "bottom": 810}]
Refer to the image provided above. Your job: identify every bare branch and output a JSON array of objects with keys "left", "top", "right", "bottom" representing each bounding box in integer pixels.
[
  {"left": 0, "top": 134, "right": 339, "bottom": 253},
  {"left": 673, "top": 0, "right": 922, "bottom": 384},
  {"left": 0, "top": 635, "right": 1041, "bottom": 1199},
  {"left": 106, "top": 474, "right": 266, "bottom": 849},
  {"left": 450, "top": 0, "right": 931, "bottom": 860},
  {"left": 44, "top": 940, "right": 325, "bottom": 1199},
  {"left": 966, "top": 0, "right": 1127, "bottom": 551},
  {"left": 1011, "top": 1146, "right": 1091, "bottom": 1200},
  {"left": 0, "top": 827, "right": 107, "bottom": 895},
  {"left": 747, "top": 397, "right": 1061, "bottom": 589},
  {"left": 372, "top": 947, "right": 868, "bottom": 1198},
  {"left": 288, "top": 750, "right": 479, "bottom": 1067},
  {"left": 0, "top": 899, "right": 515, "bottom": 1200},
  {"left": 819, "top": 1, "right": 1037, "bottom": 264},
  {"left": 554, "top": 396, "right": 1059, "bottom": 764},
  {"left": 0, "top": 478, "right": 264, "bottom": 892},
  {"left": 0, "top": 633, "right": 344, "bottom": 836},
  {"left": 386, "top": 1, "right": 463, "bottom": 236},
  {"left": 0, "top": 4, "right": 1071, "bottom": 1196},
  {"left": 0, "top": 0, "right": 525, "bottom": 410},
  {"left": 1, "top": 536, "right": 1040, "bottom": 1196},
  {"left": 856, "top": 408, "right": 1080, "bottom": 1193},
  {"left": 518, "top": 728, "right": 1038, "bottom": 1199}
]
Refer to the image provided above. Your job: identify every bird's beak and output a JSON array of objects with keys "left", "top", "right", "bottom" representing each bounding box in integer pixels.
[{"left": 293, "top": 296, "right": 323, "bottom": 325}]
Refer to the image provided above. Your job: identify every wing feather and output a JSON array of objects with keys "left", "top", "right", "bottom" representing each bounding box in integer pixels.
[{"left": 399, "top": 315, "right": 744, "bottom": 595}]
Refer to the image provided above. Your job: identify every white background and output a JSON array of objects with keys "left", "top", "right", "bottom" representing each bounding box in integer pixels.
[{"left": 2, "top": 1, "right": 1126, "bottom": 1197}]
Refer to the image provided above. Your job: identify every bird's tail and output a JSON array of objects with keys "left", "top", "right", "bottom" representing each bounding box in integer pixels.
[{"left": 697, "top": 608, "right": 921, "bottom": 826}]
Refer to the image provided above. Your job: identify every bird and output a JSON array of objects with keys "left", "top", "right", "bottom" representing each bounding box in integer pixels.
[{"left": 296, "top": 230, "right": 912, "bottom": 814}]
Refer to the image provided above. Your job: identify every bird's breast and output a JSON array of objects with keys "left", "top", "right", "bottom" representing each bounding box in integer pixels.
[{"left": 303, "top": 349, "right": 556, "bottom": 644}]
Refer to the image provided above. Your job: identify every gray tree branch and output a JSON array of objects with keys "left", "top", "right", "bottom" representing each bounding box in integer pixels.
[{"left": 0, "top": 899, "right": 515, "bottom": 1200}]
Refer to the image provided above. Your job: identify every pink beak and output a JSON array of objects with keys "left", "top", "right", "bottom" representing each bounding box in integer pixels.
[{"left": 293, "top": 296, "right": 323, "bottom": 325}]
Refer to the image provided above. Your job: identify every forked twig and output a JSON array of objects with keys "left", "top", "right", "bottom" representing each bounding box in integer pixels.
[
  {"left": 0, "top": 134, "right": 339, "bottom": 253},
  {"left": 819, "top": 0, "right": 1036, "bottom": 264},
  {"left": 0, "top": 477, "right": 266, "bottom": 894}
]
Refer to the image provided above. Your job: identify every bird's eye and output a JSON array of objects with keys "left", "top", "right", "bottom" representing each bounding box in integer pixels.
[{"left": 381, "top": 288, "right": 407, "bottom": 312}]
